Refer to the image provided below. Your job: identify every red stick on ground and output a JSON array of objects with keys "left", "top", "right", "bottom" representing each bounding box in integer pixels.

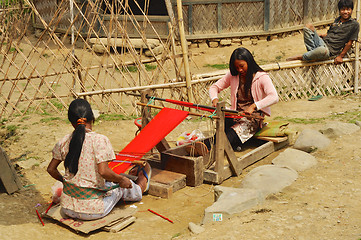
[{"left": 148, "top": 209, "right": 173, "bottom": 223}]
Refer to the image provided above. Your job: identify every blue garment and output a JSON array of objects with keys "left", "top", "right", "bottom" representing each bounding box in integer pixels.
[{"left": 302, "top": 27, "right": 330, "bottom": 61}]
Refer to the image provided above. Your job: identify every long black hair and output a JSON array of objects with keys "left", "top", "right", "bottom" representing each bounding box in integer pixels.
[
  {"left": 65, "top": 99, "right": 95, "bottom": 175},
  {"left": 229, "top": 47, "right": 263, "bottom": 98}
]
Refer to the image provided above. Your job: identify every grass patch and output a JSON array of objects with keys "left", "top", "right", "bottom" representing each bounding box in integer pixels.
[
  {"left": 204, "top": 63, "right": 228, "bottom": 69},
  {"left": 145, "top": 64, "right": 157, "bottom": 71},
  {"left": 40, "top": 117, "right": 62, "bottom": 123},
  {"left": 329, "top": 110, "right": 361, "bottom": 123},
  {"left": 98, "top": 113, "right": 135, "bottom": 121},
  {"left": 274, "top": 116, "right": 325, "bottom": 124},
  {"left": 6, "top": 125, "right": 18, "bottom": 136},
  {"left": 171, "top": 233, "right": 181, "bottom": 239},
  {"left": 50, "top": 99, "right": 65, "bottom": 111}
]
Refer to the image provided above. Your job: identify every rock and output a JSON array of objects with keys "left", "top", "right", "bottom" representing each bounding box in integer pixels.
[
  {"left": 220, "top": 39, "right": 232, "bottom": 46},
  {"left": 293, "top": 129, "right": 331, "bottom": 152},
  {"left": 241, "top": 165, "right": 298, "bottom": 197},
  {"left": 202, "top": 186, "right": 263, "bottom": 224},
  {"left": 16, "top": 158, "right": 40, "bottom": 170},
  {"left": 198, "top": 42, "right": 209, "bottom": 49},
  {"left": 92, "top": 44, "right": 107, "bottom": 54},
  {"left": 208, "top": 41, "right": 219, "bottom": 48},
  {"left": 188, "top": 222, "right": 205, "bottom": 234},
  {"left": 319, "top": 121, "right": 360, "bottom": 138},
  {"left": 355, "top": 120, "right": 361, "bottom": 127},
  {"left": 272, "top": 148, "right": 317, "bottom": 172},
  {"left": 89, "top": 38, "right": 160, "bottom": 49},
  {"left": 189, "top": 43, "right": 198, "bottom": 49},
  {"left": 145, "top": 45, "right": 164, "bottom": 57}
]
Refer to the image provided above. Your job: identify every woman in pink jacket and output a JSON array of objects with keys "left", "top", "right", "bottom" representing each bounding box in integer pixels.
[{"left": 209, "top": 47, "right": 279, "bottom": 151}]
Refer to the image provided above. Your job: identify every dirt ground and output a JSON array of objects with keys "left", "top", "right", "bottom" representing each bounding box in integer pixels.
[{"left": 1, "top": 30, "right": 361, "bottom": 240}]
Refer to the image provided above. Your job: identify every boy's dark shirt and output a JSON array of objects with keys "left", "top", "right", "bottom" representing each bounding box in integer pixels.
[{"left": 323, "top": 16, "right": 360, "bottom": 56}]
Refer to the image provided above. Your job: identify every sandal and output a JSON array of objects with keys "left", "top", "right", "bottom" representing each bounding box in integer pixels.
[{"left": 128, "top": 163, "right": 152, "bottom": 193}]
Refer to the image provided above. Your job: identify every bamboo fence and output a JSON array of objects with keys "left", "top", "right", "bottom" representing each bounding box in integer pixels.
[{"left": 0, "top": 0, "right": 359, "bottom": 122}]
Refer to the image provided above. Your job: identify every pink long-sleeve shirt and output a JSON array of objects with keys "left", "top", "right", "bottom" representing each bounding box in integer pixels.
[{"left": 209, "top": 71, "right": 279, "bottom": 116}]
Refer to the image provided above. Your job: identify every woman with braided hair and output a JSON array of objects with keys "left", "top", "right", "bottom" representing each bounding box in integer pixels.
[{"left": 47, "top": 98, "right": 151, "bottom": 220}]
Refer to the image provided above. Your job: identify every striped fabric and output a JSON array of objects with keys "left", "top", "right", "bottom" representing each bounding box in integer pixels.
[{"left": 63, "top": 181, "right": 119, "bottom": 200}]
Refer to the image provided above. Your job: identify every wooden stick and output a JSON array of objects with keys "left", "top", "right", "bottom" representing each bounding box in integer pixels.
[
  {"left": 112, "top": 160, "right": 147, "bottom": 167},
  {"left": 177, "top": 0, "right": 194, "bottom": 104}
]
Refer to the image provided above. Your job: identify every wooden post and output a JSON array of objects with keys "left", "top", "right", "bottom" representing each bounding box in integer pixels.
[
  {"left": 168, "top": 22, "right": 181, "bottom": 82},
  {"left": 176, "top": 0, "right": 194, "bottom": 105},
  {"left": 355, "top": 0, "right": 360, "bottom": 93},
  {"left": 303, "top": 0, "right": 309, "bottom": 24},
  {"left": 164, "top": 0, "right": 176, "bottom": 29},
  {"left": 264, "top": 0, "right": 270, "bottom": 31},
  {"left": 214, "top": 102, "right": 225, "bottom": 182},
  {"left": 217, "top": 3, "right": 222, "bottom": 34}
]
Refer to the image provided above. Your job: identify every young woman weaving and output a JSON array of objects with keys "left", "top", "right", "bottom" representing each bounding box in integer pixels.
[{"left": 47, "top": 99, "right": 151, "bottom": 220}]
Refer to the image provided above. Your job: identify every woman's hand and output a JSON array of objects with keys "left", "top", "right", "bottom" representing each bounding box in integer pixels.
[
  {"left": 212, "top": 98, "right": 219, "bottom": 108},
  {"left": 118, "top": 175, "right": 132, "bottom": 188},
  {"left": 244, "top": 103, "right": 257, "bottom": 115},
  {"left": 98, "top": 162, "right": 132, "bottom": 188}
]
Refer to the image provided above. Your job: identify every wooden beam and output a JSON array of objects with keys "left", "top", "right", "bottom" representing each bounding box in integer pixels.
[{"left": 0, "top": 147, "right": 22, "bottom": 194}]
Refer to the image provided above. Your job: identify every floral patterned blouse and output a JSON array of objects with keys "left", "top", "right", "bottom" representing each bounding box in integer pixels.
[{"left": 52, "top": 130, "right": 115, "bottom": 214}]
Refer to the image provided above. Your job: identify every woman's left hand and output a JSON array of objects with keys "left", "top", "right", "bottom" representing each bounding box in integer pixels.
[{"left": 244, "top": 103, "right": 257, "bottom": 115}]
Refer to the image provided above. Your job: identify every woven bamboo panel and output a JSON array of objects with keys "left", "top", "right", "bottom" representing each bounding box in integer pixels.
[
  {"left": 305, "top": 0, "right": 338, "bottom": 23},
  {"left": 32, "top": 0, "right": 57, "bottom": 24},
  {"left": 268, "top": 61, "right": 355, "bottom": 101},
  {"left": 192, "top": 4, "right": 218, "bottom": 34},
  {"left": 0, "top": 0, "right": 358, "bottom": 122},
  {"left": 221, "top": 2, "right": 264, "bottom": 33},
  {"left": 269, "top": 0, "right": 304, "bottom": 29}
]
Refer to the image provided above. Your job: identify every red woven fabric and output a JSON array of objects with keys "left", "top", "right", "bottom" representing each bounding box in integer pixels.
[{"left": 109, "top": 108, "right": 189, "bottom": 174}]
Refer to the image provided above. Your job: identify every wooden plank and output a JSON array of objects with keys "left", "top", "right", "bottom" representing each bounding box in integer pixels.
[
  {"left": 238, "top": 141, "right": 274, "bottom": 169},
  {"left": 0, "top": 147, "right": 22, "bottom": 194},
  {"left": 148, "top": 181, "right": 173, "bottom": 198},
  {"left": 224, "top": 132, "right": 242, "bottom": 176},
  {"left": 151, "top": 168, "right": 186, "bottom": 192},
  {"left": 255, "top": 136, "right": 288, "bottom": 143},
  {"left": 204, "top": 166, "right": 232, "bottom": 184},
  {"left": 161, "top": 150, "right": 204, "bottom": 187},
  {"left": 103, "top": 216, "right": 136, "bottom": 233}
]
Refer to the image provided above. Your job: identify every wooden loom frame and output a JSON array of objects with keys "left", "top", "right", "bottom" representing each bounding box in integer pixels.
[{"left": 139, "top": 90, "right": 289, "bottom": 185}]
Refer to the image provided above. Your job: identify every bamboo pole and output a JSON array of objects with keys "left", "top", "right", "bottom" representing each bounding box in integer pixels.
[
  {"left": 355, "top": 0, "right": 360, "bottom": 93},
  {"left": 176, "top": 0, "right": 194, "bottom": 104}
]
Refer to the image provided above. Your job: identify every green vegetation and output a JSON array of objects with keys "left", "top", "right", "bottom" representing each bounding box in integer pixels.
[
  {"left": 274, "top": 116, "right": 326, "bottom": 124},
  {"left": 274, "top": 109, "right": 361, "bottom": 124},
  {"left": 204, "top": 63, "right": 228, "bottom": 69},
  {"left": 98, "top": 113, "right": 136, "bottom": 121},
  {"left": 6, "top": 124, "right": 18, "bottom": 135},
  {"left": 50, "top": 99, "right": 65, "bottom": 111},
  {"left": 40, "top": 116, "right": 62, "bottom": 123},
  {"left": 9, "top": 47, "right": 22, "bottom": 53},
  {"left": 145, "top": 64, "right": 157, "bottom": 71},
  {"left": 171, "top": 233, "right": 181, "bottom": 239},
  {"left": 329, "top": 110, "right": 361, "bottom": 123}
]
